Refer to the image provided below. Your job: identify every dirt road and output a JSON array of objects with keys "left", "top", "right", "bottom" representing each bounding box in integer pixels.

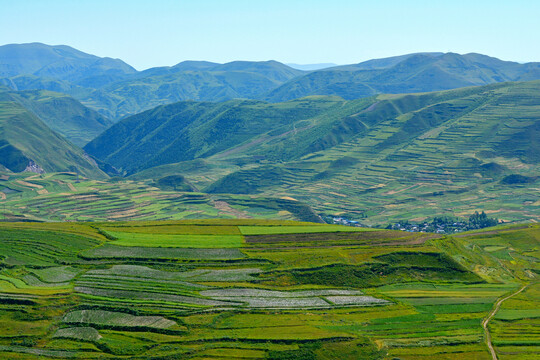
[{"left": 482, "top": 283, "right": 529, "bottom": 360}]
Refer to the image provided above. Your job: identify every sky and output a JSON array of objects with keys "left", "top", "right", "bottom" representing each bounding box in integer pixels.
[{"left": 1, "top": 0, "right": 539, "bottom": 70}]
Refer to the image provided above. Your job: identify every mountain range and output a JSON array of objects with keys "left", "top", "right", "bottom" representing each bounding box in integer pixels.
[
  {"left": 2, "top": 43, "right": 540, "bottom": 120},
  {"left": 0, "top": 43, "right": 538, "bottom": 225}
]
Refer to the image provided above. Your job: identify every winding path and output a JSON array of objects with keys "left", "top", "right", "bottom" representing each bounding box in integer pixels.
[{"left": 482, "top": 283, "right": 529, "bottom": 360}]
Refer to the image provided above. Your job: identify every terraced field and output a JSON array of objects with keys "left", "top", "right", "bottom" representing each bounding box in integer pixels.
[
  {"left": 192, "top": 81, "right": 540, "bottom": 226},
  {"left": 0, "top": 220, "right": 537, "bottom": 359},
  {"left": 0, "top": 172, "right": 321, "bottom": 223}
]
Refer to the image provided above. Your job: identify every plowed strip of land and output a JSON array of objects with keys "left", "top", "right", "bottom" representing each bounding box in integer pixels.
[
  {"left": 245, "top": 231, "right": 434, "bottom": 244},
  {"left": 16, "top": 180, "right": 43, "bottom": 189},
  {"left": 214, "top": 200, "right": 252, "bottom": 219}
]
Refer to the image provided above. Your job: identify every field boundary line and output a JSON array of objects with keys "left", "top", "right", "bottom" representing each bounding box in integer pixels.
[{"left": 482, "top": 283, "right": 529, "bottom": 360}]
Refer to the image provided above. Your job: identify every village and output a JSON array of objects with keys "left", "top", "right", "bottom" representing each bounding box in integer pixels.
[{"left": 330, "top": 211, "right": 499, "bottom": 234}]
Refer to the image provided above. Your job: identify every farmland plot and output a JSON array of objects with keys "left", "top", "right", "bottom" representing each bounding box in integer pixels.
[{"left": 0, "top": 220, "right": 536, "bottom": 359}]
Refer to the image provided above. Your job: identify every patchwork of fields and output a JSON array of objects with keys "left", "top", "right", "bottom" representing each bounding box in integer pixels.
[
  {"left": 0, "top": 220, "right": 537, "bottom": 359},
  {"left": 0, "top": 172, "right": 321, "bottom": 223}
]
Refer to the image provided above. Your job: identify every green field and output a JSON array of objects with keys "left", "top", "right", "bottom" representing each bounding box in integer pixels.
[
  {"left": 106, "top": 231, "right": 244, "bottom": 248},
  {"left": 0, "top": 220, "right": 537, "bottom": 359},
  {"left": 0, "top": 172, "right": 322, "bottom": 223}
]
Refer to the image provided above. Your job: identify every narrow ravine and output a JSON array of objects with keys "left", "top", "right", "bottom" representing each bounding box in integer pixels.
[{"left": 482, "top": 283, "right": 529, "bottom": 360}]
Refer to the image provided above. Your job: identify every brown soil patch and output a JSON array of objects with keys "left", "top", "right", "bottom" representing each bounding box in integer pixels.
[
  {"left": 280, "top": 196, "right": 298, "bottom": 201},
  {"left": 245, "top": 233, "right": 439, "bottom": 250},
  {"left": 214, "top": 200, "right": 252, "bottom": 219},
  {"left": 68, "top": 195, "right": 99, "bottom": 201},
  {"left": 37, "top": 189, "right": 49, "bottom": 195},
  {"left": 328, "top": 192, "right": 347, "bottom": 198},
  {"left": 24, "top": 174, "right": 42, "bottom": 180},
  {"left": 108, "top": 208, "right": 140, "bottom": 219},
  {"left": 383, "top": 183, "right": 424, "bottom": 195},
  {"left": 16, "top": 180, "right": 43, "bottom": 189},
  {"left": 0, "top": 175, "right": 10, "bottom": 180},
  {"left": 133, "top": 192, "right": 162, "bottom": 199},
  {"left": 67, "top": 183, "right": 77, "bottom": 192},
  {"left": 245, "top": 231, "right": 415, "bottom": 244},
  {"left": 0, "top": 192, "right": 6, "bottom": 200}
]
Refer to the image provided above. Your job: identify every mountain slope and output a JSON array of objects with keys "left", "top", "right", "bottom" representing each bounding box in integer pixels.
[
  {"left": 84, "top": 96, "right": 345, "bottom": 174},
  {"left": 0, "top": 89, "right": 112, "bottom": 146},
  {"left": 86, "top": 81, "right": 539, "bottom": 224},
  {"left": 204, "top": 81, "right": 540, "bottom": 224},
  {"left": 265, "top": 53, "right": 540, "bottom": 102},
  {"left": 0, "top": 99, "right": 107, "bottom": 178}
]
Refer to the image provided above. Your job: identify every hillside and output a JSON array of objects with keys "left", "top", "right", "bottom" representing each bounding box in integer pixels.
[
  {"left": 205, "top": 81, "right": 540, "bottom": 225},
  {"left": 86, "top": 81, "right": 540, "bottom": 225},
  {"left": 0, "top": 88, "right": 112, "bottom": 146},
  {"left": 265, "top": 52, "right": 540, "bottom": 102},
  {"left": 0, "top": 172, "right": 321, "bottom": 222},
  {"left": 0, "top": 99, "right": 107, "bottom": 178},
  {"left": 84, "top": 96, "right": 345, "bottom": 174},
  {"left": 0, "top": 220, "right": 537, "bottom": 359}
]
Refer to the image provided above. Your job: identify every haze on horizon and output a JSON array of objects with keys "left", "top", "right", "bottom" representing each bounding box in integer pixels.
[{"left": 2, "top": 0, "right": 539, "bottom": 70}]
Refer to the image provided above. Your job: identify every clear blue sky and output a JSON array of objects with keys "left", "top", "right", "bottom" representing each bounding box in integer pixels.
[{"left": 2, "top": 0, "right": 539, "bottom": 70}]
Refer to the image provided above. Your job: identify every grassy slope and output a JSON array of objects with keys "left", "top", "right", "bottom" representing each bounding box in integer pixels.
[
  {"left": 197, "top": 81, "right": 540, "bottom": 225},
  {"left": 0, "top": 220, "right": 537, "bottom": 359},
  {"left": 0, "top": 88, "right": 113, "bottom": 146},
  {"left": 84, "top": 96, "right": 345, "bottom": 174},
  {"left": 0, "top": 172, "right": 322, "bottom": 223},
  {"left": 0, "top": 101, "right": 107, "bottom": 178}
]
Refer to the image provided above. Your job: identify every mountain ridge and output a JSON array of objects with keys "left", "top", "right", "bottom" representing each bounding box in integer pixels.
[{"left": 2, "top": 43, "right": 540, "bottom": 120}]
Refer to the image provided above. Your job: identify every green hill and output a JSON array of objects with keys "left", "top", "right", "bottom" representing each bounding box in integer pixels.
[
  {"left": 0, "top": 88, "right": 112, "bottom": 146},
  {"left": 265, "top": 52, "right": 540, "bottom": 102},
  {"left": 84, "top": 96, "right": 344, "bottom": 174},
  {"left": 206, "top": 81, "right": 540, "bottom": 224},
  {"left": 0, "top": 99, "right": 107, "bottom": 178},
  {"left": 87, "top": 81, "right": 539, "bottom": 225}
]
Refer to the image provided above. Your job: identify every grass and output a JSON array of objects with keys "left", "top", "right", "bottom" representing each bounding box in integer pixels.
[
  {"left": 0, "top": 173, "right": 322, "bottom": 223},
  {"left": 106, "top": 231, "right": 244, "bottom": 248},
  {"left": 0, "top": 220, "right": 537, "bottom": 359}
]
